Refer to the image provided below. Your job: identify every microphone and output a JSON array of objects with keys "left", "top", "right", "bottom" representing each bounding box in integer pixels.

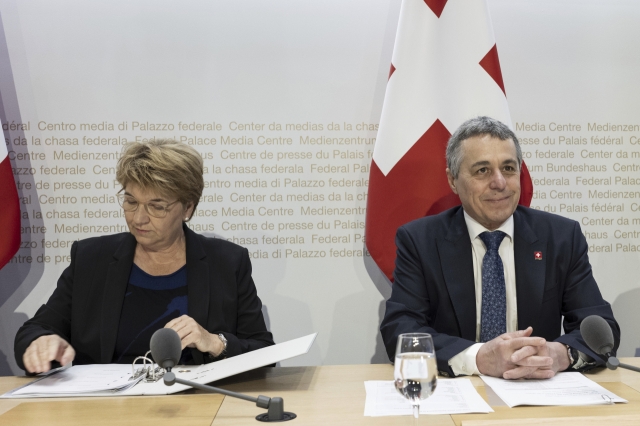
[
  {"left": 150, "top": 328, "right": 182, "bottom": 370},
  {"left": 149, "top": 328, "right": 296, "bottom": 422},
  {"left": 580, "top": 315, "right": 640, "bottom": 373},
  {"left": 580, "top": 315, "right": 615, "bottom": 358}
]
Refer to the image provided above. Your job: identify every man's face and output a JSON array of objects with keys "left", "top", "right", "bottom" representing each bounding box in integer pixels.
[{"left": 446, "top": 134, "right": 521, "bottom": 230}]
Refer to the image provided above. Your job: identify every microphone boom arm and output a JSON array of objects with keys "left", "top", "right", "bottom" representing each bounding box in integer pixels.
[
  {"left": 606, "top": 357, "right": 640, "bottom": 373},
  {"left": 165, "top": 371, "right": 270, "bottom": 407},
  {"left": 163, "top": 372, "right": 294, "bottom": 422}
]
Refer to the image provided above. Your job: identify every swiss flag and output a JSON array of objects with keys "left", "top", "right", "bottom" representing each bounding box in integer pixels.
[
  {"left": 366, "top": 0, "right": 533, "bottom": 281},
  {"left": 0, "top": 134, "right": 20, "bottom": 269}
]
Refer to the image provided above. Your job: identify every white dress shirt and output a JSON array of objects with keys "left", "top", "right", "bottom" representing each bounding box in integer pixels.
[{"left": 448, "top": 211, "right": 517, "bottom": 376}]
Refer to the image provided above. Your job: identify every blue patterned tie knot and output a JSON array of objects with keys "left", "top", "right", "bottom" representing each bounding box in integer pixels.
[
  {"left": 479, "top": 231, "right": 507, "bottom": 342},
  {"left": 479, "top": 230, "right": 506, "bottom": 252}
]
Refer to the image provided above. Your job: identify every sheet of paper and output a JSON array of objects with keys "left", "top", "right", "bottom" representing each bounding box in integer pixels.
[
  {"left": 364, "top": 379, "right": 493, "bottom": 416},
  {"left": 9, "top": 365, "right": 141, "bottom": 396},
  {"left": 481, "top": 372, "right": 628, "bottom": 407},
  {"left": 3, "top": 333, "right": 317, "bottom": 398}
]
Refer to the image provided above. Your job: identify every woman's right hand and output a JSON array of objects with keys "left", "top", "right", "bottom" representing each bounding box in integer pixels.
[{"left": 23, "top": 335, "right": 76, "bottom": 374}]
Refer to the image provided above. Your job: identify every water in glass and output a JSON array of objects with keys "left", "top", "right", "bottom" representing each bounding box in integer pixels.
[{"left": 394, "top": 333, "right": 437, "bottom": 422}]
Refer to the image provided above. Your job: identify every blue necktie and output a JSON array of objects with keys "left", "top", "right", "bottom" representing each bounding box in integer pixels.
[{"left": 479, "top": 231, "right": 507, "bottom": 343}]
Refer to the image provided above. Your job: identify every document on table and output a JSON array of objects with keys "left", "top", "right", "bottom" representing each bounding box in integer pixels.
[
  {"left": 364, "top": 379, "right": 493, "bottom": 416},
  {"left": 2, "top": 332, "right": 317, "bottom": 398},
  {"left": 9, "top": 365, "right": 142, "bottom": 396},
  {"left": 481, "top": 372, "right": 628, "bottom": 407}
]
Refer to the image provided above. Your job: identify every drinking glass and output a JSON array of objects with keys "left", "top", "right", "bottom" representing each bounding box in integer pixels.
[{"left": 394, "top": 333, "right": 437, "bottom": 423}]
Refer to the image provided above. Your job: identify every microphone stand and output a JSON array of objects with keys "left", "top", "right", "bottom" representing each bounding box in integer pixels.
[
  {"left": 605, "top": 356, "right": 640, "bottom": 373},
  {"left": 163, "top": 371, "right": 296, "bottom": 422}
]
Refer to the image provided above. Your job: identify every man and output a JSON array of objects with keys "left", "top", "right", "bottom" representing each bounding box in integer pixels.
[{"left": 380, "top": 116, "right": 620, "bottom": 379}]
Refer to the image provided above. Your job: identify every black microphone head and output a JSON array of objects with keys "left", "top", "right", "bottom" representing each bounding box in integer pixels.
[
  {"left": 150, "top": 328, "right": 182, "bottom": 370},
  {"left": 580, "top": 315, "right": 614, "bottom": 355}
]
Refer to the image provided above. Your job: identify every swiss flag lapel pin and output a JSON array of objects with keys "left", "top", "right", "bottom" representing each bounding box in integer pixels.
[{"left": 534, "top": 251, "right": 542, "bottom": 261}]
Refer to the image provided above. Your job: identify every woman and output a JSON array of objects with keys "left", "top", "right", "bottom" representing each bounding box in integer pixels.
[{"left": 15, "top": 139, "right": 274, "bottom": 373}]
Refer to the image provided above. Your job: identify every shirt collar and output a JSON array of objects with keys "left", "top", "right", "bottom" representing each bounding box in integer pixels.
[{"left": 463, "top": 210, "right": 514, "bottom": 242}]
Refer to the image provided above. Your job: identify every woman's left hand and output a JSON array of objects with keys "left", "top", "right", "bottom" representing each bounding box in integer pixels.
[{"left": 164, "top": 315, "right": 224, "bottom": 356}]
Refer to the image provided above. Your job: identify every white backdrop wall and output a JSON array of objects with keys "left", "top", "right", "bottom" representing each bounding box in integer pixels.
[{"left": 0, "top": 0, "right": 638, "bottom": 375}]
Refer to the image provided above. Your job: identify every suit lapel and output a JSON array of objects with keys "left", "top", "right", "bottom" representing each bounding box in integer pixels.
[
  {"left": 185, "top": 226, "right": 210, "bottom": 330},
  {"left": 185, "top": 226, "right": 210, "bottom": 364},
  {"left": 438, "top": 208, "right": 476, "bottom": 341},
  {"left": 100, "top": 234, "right": 136, "bottom": 363},
  {"left": 513, "top": 209, "right": 547, "bottom": 331}
]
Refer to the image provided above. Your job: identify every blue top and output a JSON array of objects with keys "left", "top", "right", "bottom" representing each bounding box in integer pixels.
[{"left": 112, "top": 263, "right": 191, "bottom": 364}]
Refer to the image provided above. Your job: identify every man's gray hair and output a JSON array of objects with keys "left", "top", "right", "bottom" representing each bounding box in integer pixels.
[{"left": 446, "top": 116, "right": 522, "bottom": 178}]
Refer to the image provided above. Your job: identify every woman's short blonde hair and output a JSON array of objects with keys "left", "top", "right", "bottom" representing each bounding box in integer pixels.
[{"left": 116, "top": 139, "right": 204, "bottom": 220}]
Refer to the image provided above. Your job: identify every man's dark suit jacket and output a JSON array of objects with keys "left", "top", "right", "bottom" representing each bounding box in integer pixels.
[
  {"left": 14, "top": 226, "right": 274, "bottom": 371},
  {"left": 380, "top": 206, "right": 620, "bottom": 377}
]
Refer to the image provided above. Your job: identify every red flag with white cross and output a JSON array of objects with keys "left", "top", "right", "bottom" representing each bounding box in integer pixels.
[
  {"left": 0, "top": 132, "right": 20, "bottom": 269},
  {"left": 366, "top": 0, "right": 534, "bottom": 281}
]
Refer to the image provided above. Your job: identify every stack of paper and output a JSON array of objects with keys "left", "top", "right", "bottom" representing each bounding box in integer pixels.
[
  {"left": 364, "top": 379, "right": 493, "bottom": 416},
  {"left": 481, "top": 373, "right": 628, "bottom": 407},
  {"left": 8, "top": 365, "right": 142, "bottom": 397}
]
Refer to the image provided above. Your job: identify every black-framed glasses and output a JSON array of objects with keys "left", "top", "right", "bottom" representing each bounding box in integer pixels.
[{"left": 116, "top": 193, "right": 181, "bottom": 218}]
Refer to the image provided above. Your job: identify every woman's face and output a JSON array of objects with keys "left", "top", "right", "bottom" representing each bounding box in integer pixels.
[{"left": 123, "top": 184, "right": 193, "bottom": 251}]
